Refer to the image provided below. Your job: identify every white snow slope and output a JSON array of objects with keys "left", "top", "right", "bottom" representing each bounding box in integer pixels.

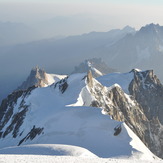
[
  {"left": 45, "top": 73, "right": 67, "bottom": 86},
  {"left": 0, "top": 72, "right": 161, "bottom": 162},
  {"left": 97, "top": 70, "right": 134, "bottom": 94},
  {"left": 0, "top": 144, "right": 97, "bottom": 157},
  {"left": 0, "top": 155, "right": 162, "bottom": 163}
]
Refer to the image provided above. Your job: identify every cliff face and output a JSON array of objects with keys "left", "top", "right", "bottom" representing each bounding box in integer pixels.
[
  {"left": 129, "top": 69, "right": 163, "bottom": 122},
  {"left": 128, "top": 69, "right": 163, "bottom": 157}
]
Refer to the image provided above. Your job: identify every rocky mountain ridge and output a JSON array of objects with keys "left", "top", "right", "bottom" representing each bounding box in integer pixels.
[
  {"left": 96, "top": 69, "right": 163, "bottom": 158},
  {"left": 0, "top": 68, "right": 163, "bottom": 159}
]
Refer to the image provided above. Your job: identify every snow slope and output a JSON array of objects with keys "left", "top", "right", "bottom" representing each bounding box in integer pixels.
[
  {"left": 97, "top": 71, "right": 134, "bottom": 94},
  {"left": 45, "top": 73, "right": 67, "bottom": 86},
  {"left": 0, "top": 155, "right": 162, "bottom": 163},
  {"left": 0, "top": 144, "right": 161, "bottom": 163},
  {"left": 0, "top": 72, "right": 158, "bottom": 161},
  {"left": 71, "top": 58, "right": 115, "bottom": 77},
  {"left": 0, "top": 144, "right": 97, "bottom": 157}
]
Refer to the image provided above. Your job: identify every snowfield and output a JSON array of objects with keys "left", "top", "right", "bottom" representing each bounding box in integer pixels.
[
  {"left": 0, "top": 144, "right": 162, "bottom": 163},
  {"left": 97, "top": 70, "right": 134, "bottom": 94},
  {"left": 0, "top": 155, "right": 162, "bottom": 163},
  {"left": 0, "top": 144, "right": 97, "bottom": 157},
  {"left": 0, "top": 72, "right": 162, "bottom": 162},
  {"left": 46, "top": 73, "right": 67, "bottom": 86}
]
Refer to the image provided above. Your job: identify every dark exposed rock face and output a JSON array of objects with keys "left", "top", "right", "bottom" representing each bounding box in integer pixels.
[
  {"left": 129, "top": 69, "right": 163, "bottom": 122},
  {"left": 18, "top": 126, "right": 44, "bottom": 146},
  {"left": 0, "top": 86, "right": 39, "bottom": 140},
  {"left": 3, "top": 107, "right": 28, "bottom": 138},
  {"left": 54, "top": 77, "right": 68, "bottom": 94},
  {"left": 128, "top": 69, "right": 163, "bottom": 158},
  {"left": 0, "top": 90, "right": 24, "bottom": 132},
  {"left": 114, "top": 124, "right": 122, "bottom": 136}
]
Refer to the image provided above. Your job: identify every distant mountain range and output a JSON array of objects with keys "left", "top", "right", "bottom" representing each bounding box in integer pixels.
[
  {"left": 1, "top": 23, "right": 163, "bottom": 104},
  {"left": 100, "top": 23, "right": 163, "bottom": 80}
]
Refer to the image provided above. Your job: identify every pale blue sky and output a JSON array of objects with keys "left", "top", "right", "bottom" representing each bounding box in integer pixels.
[
  {"left": 0, "top": 0, "right": 163, "bottom": 35},
  {"left": 1, "top": 0, "right": 163, "bottom": 5}
]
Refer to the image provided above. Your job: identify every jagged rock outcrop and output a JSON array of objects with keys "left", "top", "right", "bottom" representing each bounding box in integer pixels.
[
  {"left": 54, "top": 77, "right": 68, "bottom": 94},
  {"left": 88, "top": 69, "right": 163, "bottom": 158},
  {"left": 86, "top": 71, "right": 148, "bottom": 146},
  {"left": 129, "top": 69, "right": 163, "bottom": 122},
  {"left": 84, "top": 70, "right": 163, "bottom": 158},
  {"left": 17, "top": 66, "right": 67, "bottom": 92},
  {"left": 18, "top": 125, "right": 44, "bottom": 146},
  {"left": 17, "top": 67, "right": 49, "bottom": 90},
  {"left": 128, "top": 69, "right": 163, "bottom": 157}
]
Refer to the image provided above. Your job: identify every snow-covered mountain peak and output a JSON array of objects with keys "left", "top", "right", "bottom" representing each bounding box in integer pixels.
[
  {"left": 72, "top": 58, "right": 115, "bottom": 77},
  {"left": 130, "top": 68, "right": 142, "bottom": 73}
]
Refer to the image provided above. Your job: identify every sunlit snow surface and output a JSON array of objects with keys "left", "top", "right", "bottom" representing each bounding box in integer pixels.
[
  {"left": 0, "top": 155, "right": 162, "bottom": 163},
  {"left": 0, "top": 144, "right": 97, "bottom": 157},
  {"left": 46, "top": 73, "right": 67, "bottom": 86},
  {"left": 0, "top": 144, "right": 161, "bottom": 163},
  {"left": 0, "top": 72, "right": 161, "bottom": 162},
  {"left": 97, "top": 71, "right": 134, "bottom": 94}
]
